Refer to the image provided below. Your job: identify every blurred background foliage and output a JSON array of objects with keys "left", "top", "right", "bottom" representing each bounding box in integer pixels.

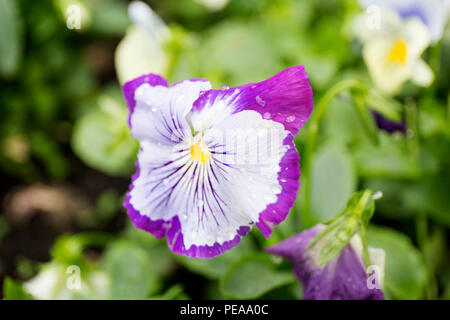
[{"left": 0, "top": 0, "right": 449, "bottom": 300}]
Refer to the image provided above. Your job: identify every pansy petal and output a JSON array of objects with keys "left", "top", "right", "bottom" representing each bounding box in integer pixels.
[
  {"left": 123, "top": 73, "right": 168, "bottom": 115},
  {"left": 191, "top": 65, "right": 313, "bottom": 135},
  {"left": 266, "top": 226, "right": 384, "bottom": 300},
  {"left": 124, "top": 76, "right": 212, "bottom": 144},
  {"left": 411, "top": 59, "right": 434, "bottom": 87}
]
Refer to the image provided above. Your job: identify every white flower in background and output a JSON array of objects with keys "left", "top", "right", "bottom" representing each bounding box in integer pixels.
[
  {"left": 194, "top": 0, "right": 229, "bottom": 11},
  {"left": 24, "top": 263, "right": 109, "bottom": 300},
  {"left": 354, "top": 8, "right": 434, "bottom": 94},
  {"left": 115, "top": 1, "right": 171, "bottom": 85},
  {"left": 359, "top": 0, "right": 450, "bottom": 43}
]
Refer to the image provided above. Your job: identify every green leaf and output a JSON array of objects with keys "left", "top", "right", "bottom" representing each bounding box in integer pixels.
[
  {"left": 175, "top": 236, "right": 255, "bottom": 279},
  {"left": 309, "top": 143, "right": 357, "bottom": 222},
  {"left": 103, "top": 241, "right": 159, "bottom": 299},
  {"left": 353, "top": 132, "right": 421, "bottom": 179},
  {"left": 199, "top": 21, "right": 282, "bottom": 86},
  {"left": 72, "top": 92, "right": 138, "bottom": 176},
  {"left": 150, "top": 284, "right": 189, "bottom": 300},
  {"left": 0, "top": 0, "right": 23, "bottom": 78},
  {"left": 367, "top": 226, "right": 427, "bottom": 300},
  {"left": 90, "top": 0, "right": 130, "bottom": 35},
  {"left": 3, "top": 277, "right": 34, "bottom": 300},
  {"left": 365, "top": 173, "right": 450, "bottom": 227},
  {"left": 220, "top": 255, "right": 296, "bottom": 299}
]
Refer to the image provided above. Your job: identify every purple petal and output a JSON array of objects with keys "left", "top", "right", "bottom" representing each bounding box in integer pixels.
[
  {"left": 256, "top": 134, "right": 300, "bottom": 237},
  {"left": 266, "top": 226, "right": 384, "bottom": 300},
  {"left": 372, "top": 111, "right": 407, "bottom": 134},
  {"left": 122, "top": 73, "right": 169, "bottom": 121},
  {"left": 192, "top": 65, "right": 314, "bottom": 135}
]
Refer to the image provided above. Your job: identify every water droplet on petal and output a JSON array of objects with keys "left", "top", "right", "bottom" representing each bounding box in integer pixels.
[
  {"left": 220, "top": 85, "right": 229, "bottom": 90},
  {"left": 263, "top": 112, "right": 271, "bottom": 120},
  {"left": 286, "top": 115, "right": 296, "bottom": 123},
  {"left": 151, "top": 107, "right": 158, "bottom": 112},
  {"left": 256, "top": 95, "right": 266, "bottom": 107},
  {"left": 264, "top": 194, "right": 277, "bottom": 203},
  {"left": 281, "top": 179, "right": 287, "bottom": 183},
  {"left": 272, "top": 185, "right": 282, "bottom": 194},
  {"left": 251, "top": 85, "right": 257, "bottom": 89}
]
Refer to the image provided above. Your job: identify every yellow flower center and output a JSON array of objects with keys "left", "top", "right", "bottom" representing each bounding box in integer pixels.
[
  {"left": 190, "top": 140, "right": 210, "bottom": 164},
  {"left": 388, "top": 39, "right": 407, "bottom": 64}
]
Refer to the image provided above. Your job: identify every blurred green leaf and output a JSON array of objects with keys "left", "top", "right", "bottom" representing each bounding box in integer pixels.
[
  {"left": 199, "top": 20, "right": 281, "bottom": 86},
  {"left": 0, "top": 0, "right": 23, "bottom": 78},
  {"left": 175, "top": 235, "right": 255, "bottom": 279},
  {"left": 150, "top": 284, "right": 189, "bottom": 300},
  {"left": 90, "top": 0, "right": 130, "bottom": 35},
  {"left": 365, "top": 172, "right": 450, "bottom": 227},
  {"left": 104, "top": 241, "right": 160, "bottom": 299},
  {"left": 309, "top": 142, "right": 357, "bottom": 222},
  {"left": 353, "top": 133, "right": 420, "bottom": 179},
  {"left": 3, "top": 277, "right": 34, "bottom": 300},
  {"left": 220, "top": 255, "right": 296, "bottom": 299},
  {"left": 367, "top": 226, "right": 427, "bottom": 300},
  {"left": 72, "top": 91, "right": 138, "bottom": 176}
]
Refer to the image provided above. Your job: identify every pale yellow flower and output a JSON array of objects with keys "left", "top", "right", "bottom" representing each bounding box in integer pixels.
[{"left": 354, "top": 8, "right": 434, "bottom": 94}]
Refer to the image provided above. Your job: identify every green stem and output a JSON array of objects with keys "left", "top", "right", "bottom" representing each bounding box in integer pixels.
[{"left": 302, "top": 79, "right": 367, "bottom": 228}]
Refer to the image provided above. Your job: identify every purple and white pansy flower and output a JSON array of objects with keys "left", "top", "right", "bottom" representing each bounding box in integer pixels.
[
  {"left": 266, "top": 225, "right": 385, "bottom": 300},
  {"left": 122, "top": 66, "right": 313, "bottom": 258}
]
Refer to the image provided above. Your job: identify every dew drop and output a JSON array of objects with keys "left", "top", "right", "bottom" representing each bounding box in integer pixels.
[
  {"left": 272, "top": 185, "right": 282, "bottom": 194},
  {"left": 263, "top": 112, "right": 271, "bottom": 120},
  {"left": 286, "top": 115, "right": 296, "bottom": 123},
  {"left": 151, "top": 107, "right": 158, "bottom": 112},
  {"left": 264, "top": 194, "right": 277, "bottom": 203},
  {"left": 256, "top": 95, "right": 266, "bottom": 107},
  {"left": 281, "top": 179, "right": 287, "bottom": 183}
]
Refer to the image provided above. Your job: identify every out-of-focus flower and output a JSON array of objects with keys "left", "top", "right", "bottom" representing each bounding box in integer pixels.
[
  {"left": 354, "top": 8, "right": 434, "bottom": 94},
  {"left": 266, "top": 225, "right": 385, "bottom": 300},
  {"left": 372, "top": 110, "right": 407, "bottom": 134},
  {"left": 115, "top": 1, "right": 171, "bottom": 84},
  {"left": 194, "top": 0, "right": 229, "bottom": 11},
  {"left": 122, "top": 66, "right": 313, "bottom": 258},
  {"left": 359, "top": 0, "right": 450, "bottom": 43},
  {"left": 24, "top": 263, "right": 109, "bottom": 300}
]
